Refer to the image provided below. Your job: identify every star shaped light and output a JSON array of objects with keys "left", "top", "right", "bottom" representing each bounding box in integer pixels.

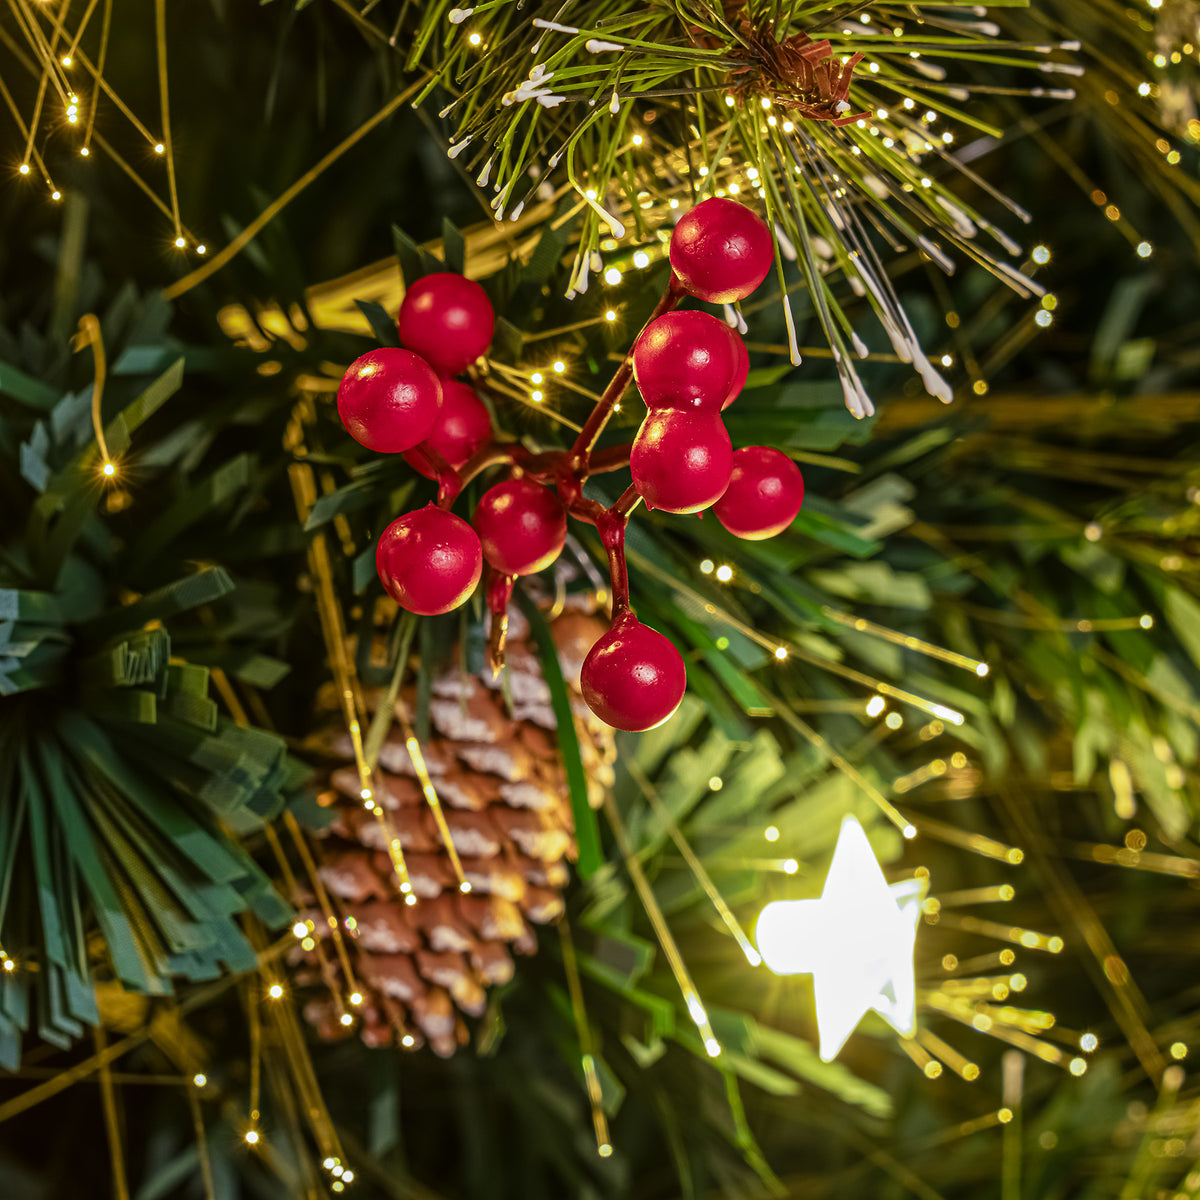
[{"left": 755, "top": 816, "right": 925, "bottom": 1061}]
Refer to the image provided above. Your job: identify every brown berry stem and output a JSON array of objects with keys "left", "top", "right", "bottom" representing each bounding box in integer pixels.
[
  {"left": 597, "top": 485, "right": 642, "bottom": 616},
  {"left": 567, "top": 272, "right": 686, "bottom": 472},
  {"left": 485, "top": 568, "right": 515, "bottom": 676}
]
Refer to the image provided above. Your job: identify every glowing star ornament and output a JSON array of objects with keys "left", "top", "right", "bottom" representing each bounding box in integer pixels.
[{"left": 755, "top": 816, "right": 925, "bottom": 1062}]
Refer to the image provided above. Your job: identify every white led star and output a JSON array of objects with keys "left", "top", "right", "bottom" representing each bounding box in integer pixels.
[{"left": 755, "top": 816, "right": 925, "bottom": 1061}]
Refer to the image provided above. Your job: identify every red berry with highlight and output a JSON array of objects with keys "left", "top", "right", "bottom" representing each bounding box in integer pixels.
[
  {"left": 669, "top": 198, "right": 774, "bottom": 304},
  {"left": 633, "top": 310, "right": 740, "bottom": 411},
  {"left": 337, "top": 348, "right": 442, "bottom": 453},
  {"left": 713, "top": 447, "right": 805, "bottom": 541},
  {"left": 403, "top": 380, "right": 493, "bottom": 478},
  {"left": 376, "top": 504, "right": 482, "bottom": 616},
  {"left": 630, "top": 410, "right": 733, "bottom": 514},
  {"left": 473, "top": 479, "right": 567, "bottom": 576},
  {"left": 581, "top": 613, "right": 687, "bottom": 732},
  {"left": 722, "top": 327, "right": 749, "bottom": 410},
  {"left": 398, "top": 273, "right": 495, "bottom": 376}
]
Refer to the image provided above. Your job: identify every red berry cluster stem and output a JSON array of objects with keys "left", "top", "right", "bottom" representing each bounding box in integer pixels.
[{"left": 345, "top": 199, "right": 804, "bottom": 732}]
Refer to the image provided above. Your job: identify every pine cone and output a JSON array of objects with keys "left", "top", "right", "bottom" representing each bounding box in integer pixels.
[{"left": 296, "top": 598, "right": 614, "bottom": 1056}]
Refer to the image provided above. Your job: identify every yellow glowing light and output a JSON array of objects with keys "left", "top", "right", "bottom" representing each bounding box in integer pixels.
[
  {"left": 349, "top": 992, "right": 363, "bottom": 1006},
  {"left": 468, "top": 31, "right": 482, "bottom": 45},
  {"left": 174, "top": 237, "right": 186, "bottom": 249},
  {"left": 725, "top": 95, "right": 735, "bottom": 108},
  {"left": 715, "top": 564, "right": 733, "bottom": 583},
  {"left": 604, "top": 267, "right": 622, "bottom": 285},
  {"left": 530, "top": 371, "right": 544, "bottom": 384},
  {"left": 51, "top": 190, "right": 61, "bottom": 201},
  {"left": 339, "top": 1012, "right": 353, "bottom": 1027},
  {"left": 301, "top": 936, "right": 316, "bottom": 950},
  {"left": 80, "top": 147, "right": 89, "bottom": 157},
  {"left": 632, "top": 133, "right": 644, "bottom": 146},
  {"left": 756, "top": 817, "right": 924, "bottom": 1061},
  {"left": 18, "top": 163, "right": 30, "bottom": 176},
  {"left": 405, "top": 894, "right": 417, "bottom": 907},
  {"left": 668, "top": 198, "right": 679, "bottom": 209},
  {"left": 552, "top": 360, "right": 565, "bottom": 374},
  {"left": 293, "top": 921, "right": 308, "bottom": 938},
  {"left": 708, "top": 776, "right": 723, "bottom": 791},
  {"left": 699, "top": 559, "right": 714, "bottom": 575},
  {"left": 193, "top": 1073, "right": 206, "bottom": 1087},
  {"left": 782, "top": 858, "right": 799, "bottom": 875},
  {"left": 154, "top": 143, "right": 165, "bottom": 154},
  {"left": 633, "top": 250, "right": 650, "bottom": 269},
  {"left": 774, "top": 646, "right": 788, "bottom": 661},
  {"left": 101, "top": 461, "right": 116, "bottom": 477},
  {"left": 1068, "top": 1057, "right": 1088, "bottom": 1076},
  {"left": 885, "top": 712, "right": 904, "bottom": 730},
  {"left": 460, "top": 881, "right": 472, "bottom": 893},
  {"left": 765, "top": 826, "right": 780, "bottom": 842},
  {"left": 1170, "top": 1041, "right": 1188, "bottom": 1060},
  {"left": 598, "top": 1144, "right": 614, "bottom": 1158},
  {"left": 604, "top": 309, "right": 616, "bottom": 322},
  {"left": 196, "top": 244, "right": 207, "bottom": 255},
  {"left": 1, "top": 959, "right": 14, "bottom": 972},
  {"left": 402, "top": 1034, "right": 416, "bottom": 1047},
  {"left": 245, "top": 1130, "right": 260, "bottom": 1145},
  {"left": 760, "top": 96, "right": 771, "bottom": 110},
  {"left": 332, "top": 1183, "right": 344, "bottom": 1194},
  {"left": 531, "top": 389, "right": 544, "bottom": 402},
  {"left": 1080, "top": 1033, "right": 1098, "bottom": 1052},
  {"left": 865, "top": 695, "right": 886, "bottom": 718},
  {"left": 343, "top": 1172, "right": 355, "bottom": 1184},
  {"left": 268, "top": 983, "right": 284, "bottom": 999},
  {"left": 1032, "top": 245, "right": 1051, "bottom": 264},
  {"left": 1137, "top": 241, "right": 1153, "bottom": 258},
  {"left": 62, "top": 55, "right": 72, "bottom": 67},
  {"left": 976, "top": 662, "right": 990, "bottom": 677}
]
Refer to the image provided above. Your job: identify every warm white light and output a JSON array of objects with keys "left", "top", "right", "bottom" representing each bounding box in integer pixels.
[
  {"left": 18, "top": 163, "right": 30, "bottom": 176},
  {"left": 604, "top": 310, "right": 616, "bottom": 322},
  {"left": 764, "top": 826, "right": 780, "bottom": 842},
  {"left": 175, "top": 237, "right": 186, "bottom": 249},
  {"left": 350, "top": 991, "right": 363, "bottom": 1005},
  {"left": 339, "top": 1012, "right": 353, "bottom": 1026},
  {"left": 530, "top": 371, "right": 544, "bottom": 384},
  {"left": 865, "top": 695, "right": 886, "bottom": 717},
  {"left": 196, "top": 244, "right": 206, "bottom": 255},
  {"left": 715, "top": 564, "right": 733, "bottom": 583},
  {"left": 633, "top": 250, "right": 650, "bottom": 269},
  {"left": 755, "top": 816, "right": 924, "bottom": 1061},
  {"left": 468, "top": 31, "right": 482, "bottom": 45},
  {"left": 699, "top": 559, "right": 714, "bottom": 575},
  {"left": 632, "top": 133, "right": 644, "bottom": 146},
  {"left": 244, "top": 1130, "right": 260, "bottom": 1145},
  {"left": 604, "top": 267, "right": 622, "bottom": 285},
  {"left": 774, "top": 646, "right": 788, "bottom": 660},
  {"left": 552, "top": 360, "right": 565, "bottom": 374},
  {"left": 292, "top": 921, "right": 308, "bottom": 938},
  {"left": 193, "top": 1073, "right": 206, "bottom": 1088},
  {"left": 155, "top": 143, "right": 165, "bottom": 154},
  {"left": 531, "top": 389, "right": 544, "bottom": 402},
  {"left": 101, "top": 461, "right": 116, "bottom": 477},
  {"left": 268, "top": 983, "right": 284, "bottom": 999}
]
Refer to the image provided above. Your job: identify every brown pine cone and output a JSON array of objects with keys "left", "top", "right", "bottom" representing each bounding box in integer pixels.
[{"left": 296, "top": 597, "right": 615, "bottom": 1056}]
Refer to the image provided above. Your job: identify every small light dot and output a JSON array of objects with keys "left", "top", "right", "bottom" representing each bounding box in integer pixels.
[
  {"left": 708, "top": 776, "right": 723, "bottom": 791},
  {"left": 782, "top": 858, "right": 799, "bottom": 875},
  {"left": 323, "top": 1159, "right": 336, "bottom": 1171},
  {"left": 18, "top": 163, "right": 30, "bottom": 175},
  {"left": 268, "top": 983, "right": 284, "bottom": 999},
  {"left": 866, "top": 696, "right": 886, "bottom": 717},
  {"left": 997, "top": 1108, "right": 1013, "bottom": 1124},
  {"left": 973, "top": 380, "right": 989, "bottom": 395},
  {"left": 459, "top": 881, "right": 472, "bottom": 893},
  {"left": 598, "top": 1144, "right": 613, "bottom": 1158},
  {"left": 1080, "top": 1033, "right": 1099, "bottom": 1052},
  {"left": 468, "top": 32, "right": 482, "bottom": 45},
  {"left": 604, "top": 266, "right": 622, "bottom": 285},
  {"left": 633, "top": 250, "right": 650, "bottom": 269},
  {"left": 332, "top": 1184, "right": 344, "bottom": 1194},
  {"left": 332, "top": 1166, "right": 344, "bottom": 1178},
  {"left": 342, "top": 1171, "right": 355, "bottom": 1184},
  {"left": 301, "top": 936, "right": 316, "bottom": 950},
  {"left": 632, "top": 133, "right": 644, "bottom": 146},
  {"left": 293, "top": 921, "right": 308, "bottom": 938},
  {"left": 349, "top": 992, "right": 363, "bottom": 1006},
  {"left": 155, "top": 143, "right": 165, "bottom": 154},
  {"left": 1035, "top": 310, "right": 1053, "bottom": 328},
  {"left": 903, "top": 824, "right": 917, "bottom": 839},
  {"left": 1069, "top": 1057, "right": 1088, "bottom": 1076},
  {"left": 62, "top": 55, "right": 72, "bottom": 67},
  {"left": 1032, "top": 245, "right": 1051, "bottom": 264},
  {"left": 245, "top": 1130, "right": 260, "bottom": 1145},
  {"left": 668, "top": 198, "right": 679, "bottom": 209},
  {"left": 764, "top": 826, "right": 780, "bottom": 842},
  {"left": 360, "top": 788, "right": 372, "bottom": 801},
  {"left": 704, "top": 1037, "right": 722, "bottom": 1058},
  {"left": 725, "top": 95, "right": 735, "bottom": 108},
  {"left": 699, "top": 559, "right": 714, "bottom": 574},
  {"left": 339, "top": 1013, "right": 353, "bottom": 1027},
  {"left": 101, "top": 461, "right": 116, "bottom": 477},
  {"left": 1170, "top": 1041, "right": 1188, "bottom": 1060},
  {"left": 552, "top": 360, "right": 565, "bottom": 373},
  {"left": 715, "top": 564, "right": 733, "bottom": 583},
  {"left": 402, "top": 1034, "right": 416, "bottom": 1047},
  {"left": 51, "top": 190, "right": 61, "bottom": 201},
  {"left": 531, "top": 389, "right": 543, "bottom": 402},
  {"left": 193, "top": 1073, "right": 207, "bottom": 1088},
  {"left": 1137, "top": 241, "right": 1153, "bottom": 258},
  {"left": 773, "top": 646, "right": 788, "bottom": 661},
  {"left": 67, "top": 114, "right": 78, "bottom": 124},
  {"left": 1140, "top": 614, "right": 1154, "bottom": 629},
  {"left": 80, "top": 147, "right": 89, "bottom": 156},
  {"left": 604, "top": 309, "right": 616, "bottom": 322},
  {"left": 1, "top": 959, "right": 14, "bottom": 972},
  {"left": 885, "top": 712, "right": 903, "bottom": 730},
  {"left": 404, "top": 894, "right": 417, "bottom": 906}
]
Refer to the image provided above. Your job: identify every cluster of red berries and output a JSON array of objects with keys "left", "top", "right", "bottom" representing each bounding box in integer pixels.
[{"left": 336, "top": 198, "right": 805, "bottom": 736}]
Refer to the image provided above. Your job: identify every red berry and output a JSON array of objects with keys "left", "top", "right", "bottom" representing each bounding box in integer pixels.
[
  {"left": 722, "top": 327, "right": 749, "bottom": 411},
  {"left": 397, "top": 273, "right": 495, "bottom": 376},
  {"left": 337, "top": 348, "right": 442, "bottom": 453},
  {"left": 713, "top": 447, "right": 805, "bottom": 540},
  {"left": 669, "top": 198, "right": 774, "bottom": 304},
  {"left": 581, "top": 613, "right": 687, "bottom": 732},
  {"left": 403, "top": 380, "right": 493, "bottom": 478},
  {"left": 473, "top": 478, "right": 567, "bottom": 576},
  {"left": 630, "top": 410, "right": 733, "bottom": 514},
  {"left": 632, "top": 310, "right": 740, "bottom": 411},
  {"left": 376, "top": 504, "right": 482, "bottom": 615}
]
